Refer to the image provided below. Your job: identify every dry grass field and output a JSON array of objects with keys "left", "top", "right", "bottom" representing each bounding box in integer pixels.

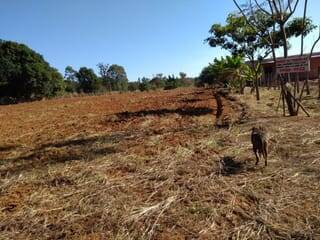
[{"left": 1, "top": 86, "right": 320, "bottom": 239}]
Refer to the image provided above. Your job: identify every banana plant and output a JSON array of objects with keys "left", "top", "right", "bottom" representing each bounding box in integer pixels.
[{"left": 217, "top": 55, "right": 247, "bottom": 94}]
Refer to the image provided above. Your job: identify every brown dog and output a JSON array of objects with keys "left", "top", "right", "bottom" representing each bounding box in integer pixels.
[{"left": 251, "top": 126, "right": 268, "bottom": 166}]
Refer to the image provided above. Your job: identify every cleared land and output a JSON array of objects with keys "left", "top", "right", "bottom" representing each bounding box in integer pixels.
[{"left": 0, "top": 87, "right": 320, "bottom": 239}]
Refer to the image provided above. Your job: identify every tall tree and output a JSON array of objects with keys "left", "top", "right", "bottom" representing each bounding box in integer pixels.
[
  {"left": 207, "top": 10, "right": 315, "bottom": 100},
  {"left": 0, "top": 40, "right": 64, "bottom": 102},
  {"left": 165, "top": 75, "right": 180, "bottom": 90},
  {"left": 138, "top": 77, "right": 151, "bottom": 92},
  {"left": 64, "top": 66, "right": 78, "bottom": 93},
  {"left": 179, "top": 72, "right": 187, "bottom": 80},
  {"left": 207, "top": 12, "right": 272, "bottom": 99},
  {"left": 76, "top": 67, "right": 101, "bottom": 93},
  {"left": 150, "top": 73, "right": 166, "bottom": 89},
  {"left": 309, "top": 26, "right": 320, "bottom": 99},
  {"left": 97, "top": 63, "right": 112, "bottom": 92},
  {"left": 106, "top": 64, "right": 128, "bottom": 92},
  {"left": 64, "top": 66, "right": 77, "bottom": 81},
  {"left": 232, "top": 0, "right": 316, "bottom": 115}
]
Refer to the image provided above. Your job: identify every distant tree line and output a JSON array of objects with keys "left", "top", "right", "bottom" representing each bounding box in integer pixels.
[
  {"left": 64, "top": 63, "right": 128, "bottom": 94},
  {"left": 0, "top": 40, "right": 131, "bottom": 104},
  {"left": 128, "top": 72, "right": 194, "bottom": 92},
  {"left": 0, "top": 40, "right": 195, "bottom": 104}
]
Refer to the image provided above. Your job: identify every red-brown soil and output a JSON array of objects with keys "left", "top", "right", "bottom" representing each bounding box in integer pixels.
[{"left": 1, "top": 87, "right": 319, "bottom": 240}]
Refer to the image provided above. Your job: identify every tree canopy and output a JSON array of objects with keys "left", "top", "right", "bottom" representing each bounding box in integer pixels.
[
  {"left": 198, "top": 55, "right": 246, "bottom": 89},
  {"left": 207, "top": 13, "right": 271, "bottom": 61},
  {"left": 76, "top": 67, "right": 101, "bottom": 93},
  {"left": 0, "top": 40, "right": 65, "bottom": 103},
  {"left": 107, "top": 64, "right": 128, "bottom": 92},
  {"left": 205, "top": 9, "right": 316, "bottom": 100},
  {"left": 206, "top": 12, "right": 315, "bottom": 61}
]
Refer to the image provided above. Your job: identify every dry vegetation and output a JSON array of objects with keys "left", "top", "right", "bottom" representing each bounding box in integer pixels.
[{"left": 0, "top": 86, "right": 320, "bottom": 240}]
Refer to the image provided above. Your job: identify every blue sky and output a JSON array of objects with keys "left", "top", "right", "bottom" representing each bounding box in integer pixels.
[{"left": 1, "top": 0, "right": 319, "bottom": 81}]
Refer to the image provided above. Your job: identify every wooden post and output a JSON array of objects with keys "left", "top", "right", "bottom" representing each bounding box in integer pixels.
[
  {"left": 280, "top": 83, "right": 309, "bottom": 117},
  {"left": 293, "top": 73, "right": 298, "bottom": 109},
  {"left": 298, "top": 81, "right": 306, "bottom": 102},
  {"left": 259, "top": 76, "right": 262, "bottom": 87},
  {"left": 269, "top": 73, "right": 272, "bottom": 89},
  {"left": 276, "top": 90, "right": 282, "bottom": 112},
  {"left": 288, "top": 73, "right": 291, "bottom": 83},
  {"left": 281, "top": 86, "right": 286, "bottom": 116},
  {"left": 296, "top": 81, "right": 306, "bottom": 112},
  {"left": 287, "top": 89, "right": 311, "bottom": 117},
  {"left": 280, "top": 74, "right": 297, "bottom": 116},
  {"left": 296, "top": 73, "right": 300, "bottom": 93},
  {"left": 305, "top": 71, "right": 310, "bottom": 95},
  {"left": 318, "top": 68, "right": 320, "bottom": 99},
  {"left": 318, "top": 78, "right": 320, "bottom": 99}
]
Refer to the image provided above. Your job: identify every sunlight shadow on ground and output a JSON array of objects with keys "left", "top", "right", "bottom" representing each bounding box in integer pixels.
[{"left": 112, "top": 107, "right": 214, "bottom": 122}]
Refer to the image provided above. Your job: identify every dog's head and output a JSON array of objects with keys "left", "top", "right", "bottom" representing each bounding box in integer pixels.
[
  {"left": 251, "top": 126, "right": 266, "bottom": 135},
  {"left": 251, "top": 126, "right": 258, "bottom": 133}
]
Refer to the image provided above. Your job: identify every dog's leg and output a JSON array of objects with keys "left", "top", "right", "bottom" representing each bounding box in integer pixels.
[
  {"left": 263, "top": 143, "right": 268, "bottom": 166},
  {"left": 254, "top": 150, "right": 259, "bottom": 165},
  {"left": 264, "top": 155, "right": 267, "bottom": 166}
]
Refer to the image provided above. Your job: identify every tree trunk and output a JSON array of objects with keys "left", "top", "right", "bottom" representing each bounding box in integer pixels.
[
  {"left": 318, "top": 72, "right": 320, "bottom": 99},
  {"left": 288, "top": 73, "right": 291, "bottom": 83},
  {"left": 268, "top": 73, "right": 271, "bottom": 89},
  {"left": 318, "top": 78, "right": 320, "bottom": 99},
  {"left": 240, "top": 81, "right": 244, "bottom": 94},
  {"left": 296, "top": 73, "right": 300, "bottom": 93},
  {"left": 286, "top": 92, "right": 297, "bottom": 116},
  {"left": 305, "top": 72, "right": 310, "bottom": 95},
  {"left": 280, "top": 23, "right": 288, "bottom": 58},
  {"left": 301, "top": 0, "right": 308, "bottom": 56},
  {"left": 250, "top": 60, "right": 261, "bottom": 101},
  {"left": 281, "top": 80, "right": 297, "bottom": 116},
  {"left": 282, "top": 87, "right": 285, "bottom": 116},
  {"left": 255, "top": 77, "right": 260, "bottom": 101},
  {"left": 293, "top": 74, "right": 299, "bottom": 109},
  {"left": 280, "top": 22, "right": 297, "bottom": 116}
]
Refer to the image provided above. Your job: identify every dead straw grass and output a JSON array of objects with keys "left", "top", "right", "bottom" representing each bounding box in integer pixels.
[{"left": 1, "top": 87, "right": 320, "bottom": 239}]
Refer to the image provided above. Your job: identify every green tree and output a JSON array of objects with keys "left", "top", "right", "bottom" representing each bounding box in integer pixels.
[
  {"left": 64, "top": 66, "right": 77, "bottom": 81},
  {"left": 222, "top": 56, "right": 248, "bottom": 94},
  {"left": 198, "top": 55, "right": 248, "bottom": 93},
  {"left": 0, "top": 40, "right": 64, "bottom": 102},
  {"left": 150, "top": 73, "right": 166, "bottom": 89},
  {"left": 76, "top": 67, "right": 101, "bottom": 93},
  {"left": 206, "top": 11, "right": 315, "bottom": 100},
  {"left": 97, "top": 63, "right": 112, "bottom": 92},
  {"left": 232, "top": 0, "right": 318, "bottom": 115},
  {"left": 178, "top": 72, "right": 194, "bottom": 87},
  {"left": 107, "top": 64, "right": 128, "bottom": 92},
  {"left": 64, "top": 66, "right": 79, "bottom": 93},
  {"left": 207, "top": 13, "right": 314, "bottom": 59},
  {"left": 198, "top": 64, "right": 217, "bottom": 86},
  {"left": 128, "top": 81, "right": 140, "bottom": 91},
  {"left": 206, "top": 13, "right": 271, "bottom": 99},
  {"left": 179, "top": 72, "right": 187, "bottom": 80},
  {"left": 138, "top": 77, "right": 151, "bottom": 92},
  {"left": 164, "top": 75, "right": 179, "bottom": 90}
]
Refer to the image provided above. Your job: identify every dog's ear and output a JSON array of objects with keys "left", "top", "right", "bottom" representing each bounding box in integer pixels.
[{"left": 258, "top": 126, "right": 266, "bottom": 131}]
